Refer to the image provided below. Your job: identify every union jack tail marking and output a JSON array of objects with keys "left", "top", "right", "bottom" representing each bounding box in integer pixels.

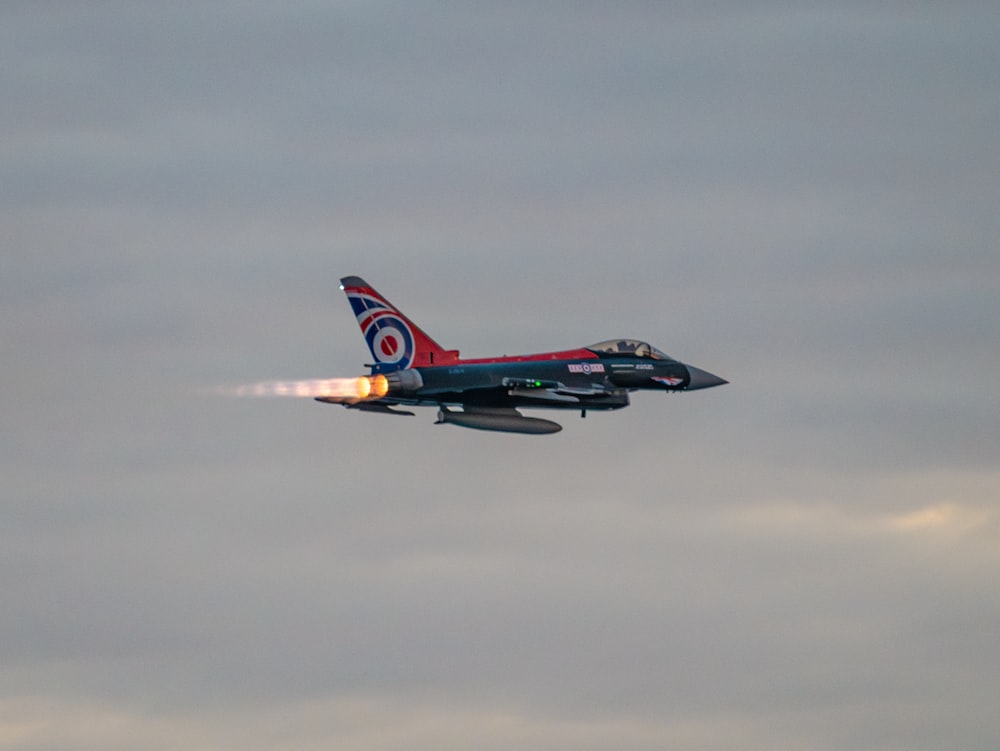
[{"left": 340, "top": 276, "right": 460, "bottom": 372}]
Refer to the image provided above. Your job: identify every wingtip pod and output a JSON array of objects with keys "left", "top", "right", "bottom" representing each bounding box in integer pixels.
[{"left": 340, "top": 275, "right": 459, "bottom": 371}]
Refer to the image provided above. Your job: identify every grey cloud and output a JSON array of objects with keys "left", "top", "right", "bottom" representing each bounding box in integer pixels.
[{"left": 3, "top": 3, "right": 1000, "bottom": 750}]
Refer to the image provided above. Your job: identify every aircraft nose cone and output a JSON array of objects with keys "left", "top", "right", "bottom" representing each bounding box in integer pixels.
[{"left": 686, "top": 365, "right": 728, "bottom": 390}]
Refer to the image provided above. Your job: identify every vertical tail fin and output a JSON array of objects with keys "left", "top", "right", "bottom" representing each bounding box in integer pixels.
[{"left": 340, "top": 276, "right": 460, "bottom": 372}]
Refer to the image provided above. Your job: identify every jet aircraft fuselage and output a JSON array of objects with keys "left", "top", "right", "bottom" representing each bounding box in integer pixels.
[{"left": 315, "top": 276, "right": 726, "bottom": 434}]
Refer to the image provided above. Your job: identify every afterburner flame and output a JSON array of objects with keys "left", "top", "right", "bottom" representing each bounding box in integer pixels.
[
  {"left": 225, "top": 375, "right": 389, "bottom": 400},
  {"left": 366, "top": 374, "right": 389, "bottom": 398}
]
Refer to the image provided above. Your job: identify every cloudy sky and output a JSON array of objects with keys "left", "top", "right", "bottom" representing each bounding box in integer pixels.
[{"left": 3, "top": 2, "right": 999, "bottom": 749}]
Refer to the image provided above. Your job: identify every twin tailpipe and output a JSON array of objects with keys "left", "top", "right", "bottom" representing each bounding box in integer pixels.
[
  {"left": 360, "top": 369, "right": 424, "bottom": 400},
  {"left": 313, "top": 369, "right": 424, "bottom": 405}
]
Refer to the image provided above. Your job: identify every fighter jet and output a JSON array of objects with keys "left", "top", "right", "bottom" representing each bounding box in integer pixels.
[{"left": 313, "top": 276, "right": 727, "bottom": 434}]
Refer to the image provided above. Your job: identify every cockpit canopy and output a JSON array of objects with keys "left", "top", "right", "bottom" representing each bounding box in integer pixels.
[{"left": 585, "top": 339, "right": 675, "bottom": 361}]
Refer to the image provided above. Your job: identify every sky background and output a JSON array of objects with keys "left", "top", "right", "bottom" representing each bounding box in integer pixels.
[{"left": 3, "top": 2, "right": 999, "bottom": 749}]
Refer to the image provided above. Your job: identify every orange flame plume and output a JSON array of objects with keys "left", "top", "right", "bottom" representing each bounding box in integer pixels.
[{"left": 224, "top": 374, "right": 389, "bottom": 401}]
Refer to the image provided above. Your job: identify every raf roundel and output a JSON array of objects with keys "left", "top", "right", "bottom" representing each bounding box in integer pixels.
[
  {"left": 366, "top": 315, "right": 414, "bottom": 369},
  {"left": 345, "top": 288, "right": 417, "bottom": 371}
]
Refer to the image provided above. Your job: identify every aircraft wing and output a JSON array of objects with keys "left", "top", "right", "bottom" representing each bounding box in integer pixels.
[
  {"left": 314, "top": 376, "right": 624, "bottom": 410},
  {"left": 419, "top": 377, "right": 619, "bottom": 406}
]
